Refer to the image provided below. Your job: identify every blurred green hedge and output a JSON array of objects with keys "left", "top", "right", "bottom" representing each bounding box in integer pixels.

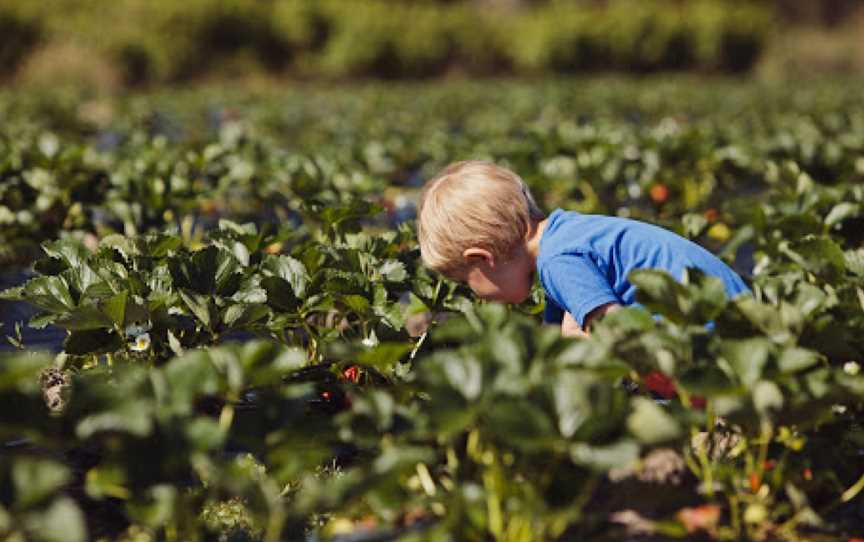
[{"left": 1, "top": 0, "right": 771, "bottom": 84}]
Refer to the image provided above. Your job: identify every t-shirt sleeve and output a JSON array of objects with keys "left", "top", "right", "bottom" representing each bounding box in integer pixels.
[{"left": 540, "top": 253, "right": 621, "bottom": 328}]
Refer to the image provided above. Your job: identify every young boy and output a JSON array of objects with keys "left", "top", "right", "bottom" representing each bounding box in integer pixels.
[{"left": 417, "top": 160, "right": 750, "bottom": 338}]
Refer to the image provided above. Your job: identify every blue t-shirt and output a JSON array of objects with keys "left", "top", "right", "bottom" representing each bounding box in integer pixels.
[{"left": 538, "top": 209, "right": 750, "bottom": 326}]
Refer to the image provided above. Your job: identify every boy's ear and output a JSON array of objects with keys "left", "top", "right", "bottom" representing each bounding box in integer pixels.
[{"left": 462, "top": 247, "right": 494, "bottom": 267}]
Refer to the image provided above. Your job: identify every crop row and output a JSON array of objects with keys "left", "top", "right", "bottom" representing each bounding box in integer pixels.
[
  {"left": 2, "top": 79, "right": 863, "bottom": 265},
  {"left": 1, "top": 0, "right": 768, "bottom": 85}
]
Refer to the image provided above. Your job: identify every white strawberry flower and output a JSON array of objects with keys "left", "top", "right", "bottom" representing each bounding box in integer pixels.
[
  {"left": 126, "top": 322, "right": 153, "bottom": 352},
  {"left": 844, "top": 361, "right": 860, "bottom": 376},
  {"left": 361, "top": 330, "right": 379, "bottom": 348},
  {"left": 130, "top": 332, "right": 151, "bottom": 352}
]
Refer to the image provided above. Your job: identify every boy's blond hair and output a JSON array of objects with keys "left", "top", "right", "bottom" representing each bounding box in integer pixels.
[{"left": 417, "top": 160, "right": 545, "bottom": 276}]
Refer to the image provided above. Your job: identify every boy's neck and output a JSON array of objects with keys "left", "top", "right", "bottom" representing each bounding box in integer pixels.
[{"left": 525, "top": 217, "right": 548, "bottom": 263}]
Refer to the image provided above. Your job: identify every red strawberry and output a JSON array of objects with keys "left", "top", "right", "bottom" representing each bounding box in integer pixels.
[
  {"left": 342, "top": 365, "right": 360, "bottom": 383},
  {"left": 749, "top": 472, "right": 761, "bottom": 493},
  {"left": 644, "top": 371, "right": 677, "bottom": 399},
  {"left": 703, "top": 208, "right": 719, "bottom": 223},
  {"left": 649, "top": 184, "right": 669, "bottom": 204}
]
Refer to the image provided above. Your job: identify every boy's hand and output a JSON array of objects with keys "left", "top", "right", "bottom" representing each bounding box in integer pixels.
[
  {"left": 561, "top": 303, "right": 620, "bottom": 338},
  {"left": 561, "top": 312, "right": 590, "bottom": 338}
]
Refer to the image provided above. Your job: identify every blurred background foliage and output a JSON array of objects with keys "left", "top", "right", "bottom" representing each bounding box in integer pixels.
[
  {"left": 3, "top": 2, "right": 864, "bottom": 541},
  {"left": 0, "top": 0, "right": 861, "bottom": 90}
]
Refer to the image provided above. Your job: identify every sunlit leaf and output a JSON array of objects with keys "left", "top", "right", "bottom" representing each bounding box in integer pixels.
[{"left": 627, "top": 397, "right": 681, "bottom": 444}]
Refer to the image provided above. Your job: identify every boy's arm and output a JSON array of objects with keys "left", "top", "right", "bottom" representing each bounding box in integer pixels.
[
  {"left": 561, "top": 303, "right": 620, "bottom": 338},
  {"left": 542, "top": 253, "right": 621, "bottom": 332}
]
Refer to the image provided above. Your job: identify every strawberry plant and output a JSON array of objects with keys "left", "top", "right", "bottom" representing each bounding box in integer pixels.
[{"left": 1, "top": 79, "right": 864, "bottom": 540}]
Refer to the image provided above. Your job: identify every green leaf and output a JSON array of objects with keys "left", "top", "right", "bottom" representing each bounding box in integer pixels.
[
  {"left": 627, "top": 397, "right": 681, "bottom": 445},
  {"left": 170, "top": 246, "right": 241, "bottom": 296},
  {"left": 33, "top": 256, "right": 67, "bottom": 276},
  {"left": 430, "top": 314, "right": 477, "bottom": 343},
  {"left": 352, "top": 390, "right": 396, "bottom": 432},
  {"left": 486, "top": 400, "right": 557, "bottom": 451},
  {"left": 597, "top": 306, "right": 655, "bottom": 332},
  {"left": 240, "top": 342, "right": 305, "bottom": 387},
  {"left": 753, "top": 380, "right": 783, "bottom": 415},
  {"left": 261, "top": 277, "right": 300, "bottom": 313},
  {"left": 185, "top": 418, "right": 226, "bottom": 452},
  {"left": 630, "top": 269, "right": 687, "bottom": 323},
  {"left": 793, "top": 283, "right": 828, "bottom": 316},
  {"left": 487, "top": 331, "right": 523, "bottom": 378},
  {"left": 167, "top": 330, "right": 184, "bottom": 357},
  {"left": 721, "top": 337, "right": 772, "bottom": 388},
  {"left": 161, "top": 352, "right": 221, "bottom": 415},
  {"left": 570, "top": 439, "right": 640, "bottom": 472},
  {"left": 218, "top": 218, "right": 257, "bottom": 236},
  {"left": 845, "top": 249, "right": 864, "bottom": 277},
  {"left": 373, "top": 284, "right": 405, "bottom": 329},
  {"left": 211, "top": 248, "right": 243, "bottom": 296},
  {"left": 379, "top": 259, "right": 407, "bottom": 282},
  {"left": 84, "top": 465, "right": 128, "bottom": 500},
  {"left": 323, "top": 270, "right": 367, "bottom": 295},
  {"left": 0, "top": 285, "right": 24, "bottom": 302},
  {"left": 784, "top": 236, "right": 846, "bottom": 279},
  {"left": 42, "top": 239, "right": 90, "bottom": 271},
  {"left": 231, "top": 276, "right": 267, "bottom": 304},
  {"left": 64, "top": 329, "right": 123, "bottom": 355},
  {"left": 55, "top": 305, "right": 113, "bottom": 330},
  {"left": 839, "top": 374, "right": 864, "bottom": 397},
  {"left": 99, "top": 234, "right": 136, "bottom": 259},
  {"left": 553, "top": 371, "right": 592, "bottom": 438},
  {"left": 178, "top": 289, "right": 214, "bottom": 328},
  {"left": 678, "top": 366, "right": 737, "bottom": 396},
  {"left": 28, "top": 312, "right": 58, "bottom": 329},
  {"left": 342, "top": 294, "right": 371, "bottom": 315},
  {"left": 262, "top": 254, "right": 308, "bottom": 298},
  {"left": 13, "top": 458, "right": 71, "bottom": 508},
  {"left": 685, "top": 269, "right": 728, "bottom": 321},
  {"left": 778, "top": 347, "right": 821, "bottom": 373},
  {"left": 373, "top": 444, "right": 435, "bottom": 475},
  {"left": 126, "top": 484, "right": 177, "bottom": 528},
  {"left": 24, "top": 497, "right": 85, "bottom": 542},
  {"left": 824, "top": 202, "right": 860, "bottom": 228},
  {"left": 137, "top": 234, "right": 182, "bottom": 258},
  {"left": 101, "top": 290, "right": 128, "bottom": 328},
  {"left": 376, "top": 302, "right": 406, "bottom": 330},
  {"left": 437, "top": 352, "right": 483, "bottom": 401},
  {"left": 682, "top": 212, "right": 708, "bottom": 238},
  {"left": 805, "top": 368, "right": 832, "bottom": 398},
  {"left": 319, "top": 199, "right": 381, "bottom": 229},
  {"left": 357, "top": 342, "right": 413, "bottom": 371},
  {"left": 0, "top": 352, "right": 50, "bottom": 391},
  {"left": 76, "top": 399, "right": 153, "bottom": 438},
  {"left": 57, "top": 263, "right": 103, "bottom": 301},
  {"left": 222, "top": 303, "right": 269, "bottom": 327},
  {"left": 19, "top": 276, "right": 76, "bottom": 313},
  {"left": 734, "top": 297, "right": 792, "bottom": 343}
]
